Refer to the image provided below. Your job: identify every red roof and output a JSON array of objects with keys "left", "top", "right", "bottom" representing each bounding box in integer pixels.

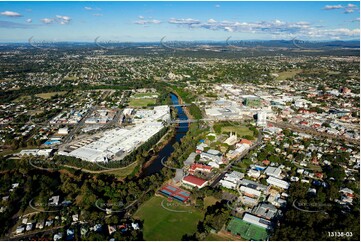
[
  {"left": 183, "top": 175, "right": 207, "bottom": 187},
  {"left": 189, "top": 163, "right": 212, "bottom": 173},
  {"left": 240, "top": 139, "right": 253, "bottom": 145}
]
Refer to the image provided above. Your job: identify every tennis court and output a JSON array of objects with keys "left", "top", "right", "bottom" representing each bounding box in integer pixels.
[{"left": 226, "top": 216, "right": 269, "bottom": 241}]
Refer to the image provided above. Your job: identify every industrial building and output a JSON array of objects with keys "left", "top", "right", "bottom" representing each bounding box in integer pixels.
[{"left": 59, "top": 106, "right": 170, "bottom": 162}]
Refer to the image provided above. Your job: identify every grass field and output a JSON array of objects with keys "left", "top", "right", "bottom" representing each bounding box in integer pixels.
[
  {"left": 205, "top": 232, "right": 239, "bottom": 241},
  {"left": 204, "top": 196, "right": 220, "bottom": 209},
  {"left": 129, "top": 98, "right": 156, "bottom": 107},
  {"left": 133, "top": 92, "right": 159, "bottom": 98},
  {"left": 276, "top": 69, "right": 302, "bottom": 80},
  {"left": 102, "top": 162, "right": 139, "bottom": 178},
  {"left": 35, "top": 91, "right": 67, "bottom": 99},
  {"left": 133, "top": 196, "right": 204, "bottom": 241},
  {"left": 220, "top": 125, "right": 254, "bottom": 139}
]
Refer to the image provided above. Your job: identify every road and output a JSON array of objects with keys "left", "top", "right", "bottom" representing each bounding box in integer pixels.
[
  {"left": 6, "top": 225, "right": 65, "bottom": 240},
  {"left": 268, "top": 121, "right": 359, "bottom": 145},
  {"left": 62, "top": 105, "right": 96, "bottom": 144}
]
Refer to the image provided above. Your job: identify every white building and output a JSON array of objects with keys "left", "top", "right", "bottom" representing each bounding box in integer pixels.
[
  {"left": 266, "top": 176, "right": 289, "bottom": 189},
  {"left": 243, "top": 213, "right": 272, "bottom": 229},
  {"left": 264, "top": 166, "right": 282, "bottom": 178},
  {"left": 58, "top": 127, "right": 69, "bottom": 135},
  {"left": 257, "top": 111, "right": 267, "bottom": 127}
]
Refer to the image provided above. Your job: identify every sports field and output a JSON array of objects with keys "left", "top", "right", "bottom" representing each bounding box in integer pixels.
[
  {"left": 133, "top": 92, "right": 159, "bottom": 98},
  {"left": 227, "top": 216, "right": 268, "bottom": 241},
  {"left": 129, "top": 98, "right": 156, "bottom": 107},
  {"left": 35, "top": 91, "right": 67, "bottom": 99},
  {"left": 133, "top": 196, "right": 204, "bottom": 241},
  {"left": 220, "top": 125, "right": 254, "bottom": 139}
]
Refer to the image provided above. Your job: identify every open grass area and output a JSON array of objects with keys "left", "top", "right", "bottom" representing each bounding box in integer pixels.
[
  {"left": 129, "top": 98, "right": 156, "bottom": 107},
  {"left": 35, "top": 91, "right": 67, "bottom": 99},
  {"left": 220, "top": 125, "right": 254, "bottom": 139},
  {"left": 276, "top": 69, "right": 302, "bottom": 80},
  {"left": 133, "top": 92, "right": 159, "bottom": 98},
  {"left": 205, "top": 232, "right": 239, "bottom": 241},
  {"left": 204, "top": 196, "right": 220, "bottom": 209},
  {"left": 102, "top": 162, "right": 139, "bottom": 178},
  {"left": 133, "top": 196, "right": 204, "bottom": 241}
]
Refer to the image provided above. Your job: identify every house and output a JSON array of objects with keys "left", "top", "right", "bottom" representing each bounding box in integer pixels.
[
  {"left": 252, "top": 203, "right": 278, "bottom": 220},
  {"left": 48, "top": 195, "right": 60, "bottom": 206},
  {"left": 266, "top": 176, "right": 289, "bottom": 190},
  {"left": 189, "top": 163, "right": 212, "bottom": 175},
  {"left": 240, "top": 179, "right": 269, "bottom": 193},
  {"left": 182, "top": 175, "right": 208, "bottom": 189},
  {"left": 16, "top": 226, "right": 25, "bottom": 234},
  {"left": 108, "top": 225, "right": 117, "bottom": 235},
  {"left": 264, "top": 166, "right": 282, "bottom": 178},
  {"left": 36, "top": 221, "right": 44, "bottom": 229},
  {"left": 239, "top": 138, "right": 253, "bottom": 146},
  {"left": 58, "top": 127, "right": 69, "bottom": 135},
  {"left": 54, "top": 233, "right": 63, "bottom": 241},
  {"left": 240, "top": 186, "right": 261, "bottom": 198},
  {"left": 72, "top": 214, "right": 79, "bottom": 222},
  {"left": 45, "top": 220, "right": 53, "bottom": 227},
  {"left": 247, "top": 168, "right": 261, "bottom": 178},
  {"left": 220, "top": 180, "right": 237, "bottom": 189},
  {"left": 22, "top": 217, "right": 28, "bottom": 224},
  {"left": 131, "top": 222, "right": 140, "bottom": 230},
  {"left": 26, "top": 222, "right": 33, "bottom": 231}
]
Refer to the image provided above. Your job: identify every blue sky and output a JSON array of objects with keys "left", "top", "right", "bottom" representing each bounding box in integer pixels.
[{"left": 0, "top": 1, "right": 359, "bottom": 42}]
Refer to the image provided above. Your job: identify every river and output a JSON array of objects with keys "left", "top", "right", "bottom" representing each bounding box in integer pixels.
[{"left": 142, "top": 93, "right": 189, "bottom": 176}]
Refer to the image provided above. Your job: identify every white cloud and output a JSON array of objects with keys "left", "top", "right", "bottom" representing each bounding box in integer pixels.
[
  {"left": 134, "top": 19, "right": 161, "bottom": 25},
  {"left": 93, "top": 13, "right": 103, "bottom": 17},
  {"left": 41, "top": 18, "right": 54, "bottom": 24},
  {"left": 344, "top": 4, "right": 358, "bottom": 14},
  {"left": 168, "top": 18, "right": 201, "bottom": 25},
  {"left": 323, "top": 3, "right": 359, "bottom": 14},
  {"left": 26, "top": 18, "right": 32, "bottom": 23},
  {"left": 138, "top": 15, "right": 144, "bottom": 19},
  {"left": 84, "top": 7, "right": 92, "bottom": 10},
  {"left": 40, "top": 15, "right": 71, "bottom": 25},
  {"left": 323, "top": 5, "right": 343, "bottom": 10},
  {"left": 166, "top": 17, "right": 359, "bottom": 39},
  {"left": 56, "top": 15, "right": 71, "bottom": 25},
  {"left": 215, "top": 4, "right": 221, "bottom": 8},
  {"left": 1, "top": 11, "right": 22, "bottom": 17}
]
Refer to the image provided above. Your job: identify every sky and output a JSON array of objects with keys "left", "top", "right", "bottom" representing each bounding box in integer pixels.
[{"left": 0, "top": 1, "right": 360, "bottom": 42}]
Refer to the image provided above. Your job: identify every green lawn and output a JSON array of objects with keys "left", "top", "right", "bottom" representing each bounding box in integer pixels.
[
  {"left": 276, "top": 69, "right": 302, "bottom": 80},
  {"left": 204, "top": 196, "right": 220, "bottom": 209},
  {"left": 133, "top": 196, "right": 204, "bottom": 241},
  {"left": 35, "top": 91, "right": 67, "bottom": 99},
  {"left": 133, "top": 92, "right": 159, "bottom": 98},
  {"left": 220, "top": 125, "right": 254, "bottom": 139},
  {"left": 129, "top": 98, "right": 156, "bottom": 107}
]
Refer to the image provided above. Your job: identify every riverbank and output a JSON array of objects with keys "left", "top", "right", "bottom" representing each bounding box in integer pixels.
[
  {"left": 171, "top": 91, "right": 194, "bottom": 120},
  {"left": 141, "top": 126, "right": 176, "bottom": 171},
  {"left": 140, "top": 93, "right": 190, "bottom": 176}
]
